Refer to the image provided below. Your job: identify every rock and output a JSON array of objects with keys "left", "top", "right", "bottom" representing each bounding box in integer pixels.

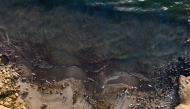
[
  {"left": 60, "top": 92, "right": 63, "bottom": 95},
  {"left": 13, "top": 99, "right": 25, "bottom": 108},
  {"left": 10, "top": 95, "right": 17, "bottom": 99},
  {"left": 30, "top": 84, "right": 34, "bottom": 88},
  {"left": 12, "top": 72, "right": 19, "bottom": 79},
  {"left": 42, "top": 87, "right": 46, "bottom": 91},
  {"left": 0, "top": 101, "right": 3, "bottom": 105},
  {"left": 0, "top": 105, "right": 10, "bottom": 109},
  {"left": 15, "top": 93, "right": 19, "bottom": 97},
  {"left": 61, "top": 83, "right": 65, "bottom": 89},
  {"left": 175, "top": 75, "right": 190, "bottom": 109},
  {"left": 6, "top": 98, "right": 12, "bottom": 102},
  {"left": 16, "top": 89, "right": 21, "bottom": 92},
  {"left": 2, "top": 69, "right": 5, "bottom": 73},
  {"left": 41, "top": 103, "right": 48, "bottom": 109},
  {"left": 21, "top": 77, "right": 27, "bottom": 81},
  {"left": 22, "top": 90, "right": 29, "bottom": 95},
  {"left": 16, "top": 84, "right": 21, "bottom": 88},
  {"left": 22, "top": 106, "right": 27, "bottom": 109},
  {"left": 5, "top": 75, "right": 11, "bottom": 79},
  {"left": 4, "top": 80, "right": 7, "bottom": 84},
  {"left": 3, "top": 102, "right": 10, "bottom": 107}
]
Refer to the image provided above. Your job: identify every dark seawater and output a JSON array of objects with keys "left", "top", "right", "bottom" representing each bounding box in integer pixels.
[{"left": 0, "top": 0, "right": 190, "bottom": 80}]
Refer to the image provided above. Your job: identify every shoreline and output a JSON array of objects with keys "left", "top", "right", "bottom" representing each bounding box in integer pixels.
[{"left": 0, "top": 53, "right": 181, "bottom": 109}]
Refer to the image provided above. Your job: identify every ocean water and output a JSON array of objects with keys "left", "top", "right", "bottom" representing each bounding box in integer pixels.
[{"left": 0, "top": 0, "right": 190, "bottom": 77}]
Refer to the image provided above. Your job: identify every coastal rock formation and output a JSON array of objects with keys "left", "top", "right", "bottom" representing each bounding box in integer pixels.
[
  {"left": 0, "top": 65, "right": 26, "bottom": 109},
  {"left": 175, "top": 75, "right": 190, "bottom": 109}
]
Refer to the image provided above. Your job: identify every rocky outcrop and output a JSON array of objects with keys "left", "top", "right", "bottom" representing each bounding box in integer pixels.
[
  {"left": 0, "top": 66, "right": 26, "bottom": 109},
  {"left": 175, "top": 75, "right": 190, "bottom": 109}
]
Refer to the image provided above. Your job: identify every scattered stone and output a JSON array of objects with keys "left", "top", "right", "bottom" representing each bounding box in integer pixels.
[
  {"left": 22, "top": 90, "right": 29, "bottom": 95},
  {"left": 61, "top": 83, "right": 65, "bottom": 89},
  {"left": 60, "top": 92, "right": 63, "bottom": 95},
  {"left": 41, "top": 103, "right": 48, "bottom": 109},
  {"left": 21, "top": 77, "right": 27, "bottom": 81}
]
